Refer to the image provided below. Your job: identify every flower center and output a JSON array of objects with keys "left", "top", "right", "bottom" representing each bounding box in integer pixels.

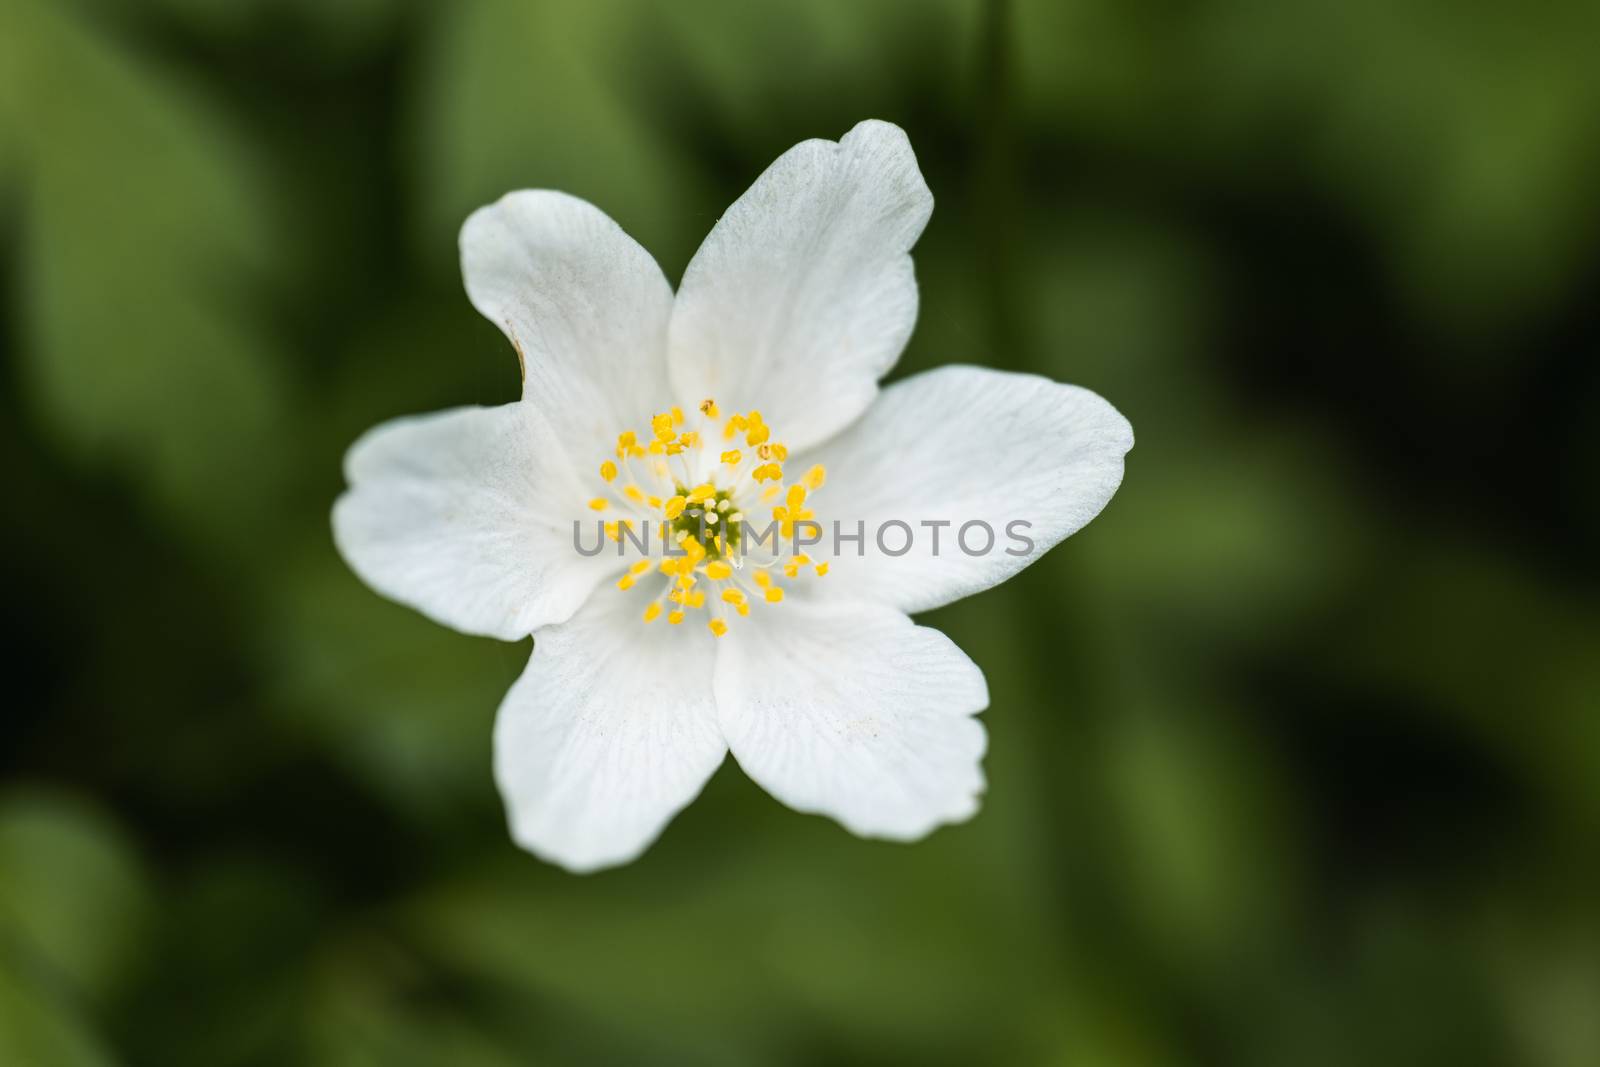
[{"left": 585, "top": 399, "right": 828, "bottom": 637}]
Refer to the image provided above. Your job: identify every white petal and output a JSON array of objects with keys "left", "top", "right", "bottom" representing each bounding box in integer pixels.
[
  {"left": 460, "top": 191, "right": 676, "bottom": 457},
  {"left": 803, "top": 365, "right": 1133, "bottom": 615},
  {"left": 716, "top": 600, "right": 988, "bottom": 840},
  {"left": 495, "top": 591, "right": 726, "bottom": 873},
  {"left": 333, "top": 403, "right": 614, "bottom": 640},
  {"left": 668, "top": 120, "right": 932, "bottom": 451}
]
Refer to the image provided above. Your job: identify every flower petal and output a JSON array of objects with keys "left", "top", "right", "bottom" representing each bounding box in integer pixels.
[
  {"left": 495, "top": 591, "right": 726, "bottom": 873},
  {"left": 668, "top": 120, "right": 932, "bottom": 451},
  {"left": 333, "top": 402, "right": 614, "bottom": 640},
  {"left": 716, "top": 600, "right": 988, "bottom": 840},
  {"left": 460, "top": 190, "right": 676, "bottom": 457},
  {"left": 802, "top": 365, "right": 1133, "bottom": 615}
]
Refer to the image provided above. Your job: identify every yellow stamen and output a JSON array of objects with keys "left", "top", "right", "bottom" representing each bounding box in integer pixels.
[{"left": 593, "top": 406, "right": 826, "bottom": 636}]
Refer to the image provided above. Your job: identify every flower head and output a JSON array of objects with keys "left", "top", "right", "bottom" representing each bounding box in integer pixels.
[{"left": 333, "top": 121, "right": 1133, "bottom": 872}]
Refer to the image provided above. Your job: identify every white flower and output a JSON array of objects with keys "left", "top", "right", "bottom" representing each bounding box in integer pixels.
[{"left": 333, "top": 120, "right": 1133, "bottom": 872}]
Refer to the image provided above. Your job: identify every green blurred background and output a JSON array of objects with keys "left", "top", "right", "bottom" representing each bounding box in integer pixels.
[{"left": 3, "top": 0, "right": 1598, "bottom": 1063}]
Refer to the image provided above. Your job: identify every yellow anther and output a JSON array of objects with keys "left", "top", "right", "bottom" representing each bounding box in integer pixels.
[
  {"left": 668, "top": 610, "right": 685, "bottom": 625},
  {"left": 623, "top": 485, "right": 645, "bottom": 504},
  {"left": 723, "top": 414, "right": 747, "bottom": 439},
  {"left": 721, "top": 588, "right": 747, "bottom": 606},
  {"left": 647, "top": 440, "right": 665, "bottom": 455},
  {"left": 648, "top": 495, "right": 662, "bottom": 508},
  {"left": 704, "top": 561, "right": 732, "bottom": 580},
  {"left": 721, "top": 449, "right": 742, "bottom": 465},
  {"left": 687, "top": 590, "right": 705, "bottom": 608},
  {"left": 679, "top": 431, "right": 700, "bottom": 448},
  {"left": 617, "top": 431, "right": 637, "bottom": 451},
  {"left": 745, "top": 423, "right": 770, "bottom": 446},
  {"left": 671, "top": 405, "right": 685, "bottom": 425},
  {"left": 676, "top": 571, "right": 696, "bottom": 590},
  {"left": 764, "top": 586, "right": 784, "bottom": 603},
  {"left": 761, "top": 484, "right": 781, "bottom": 501},
  {"left": 752, "top": 463, "right": 783, "bottom": 482},
  {"left": 786, "top": 484, "right": 807, "bottom": 509},
  {"left": 803, "top": 464, "right": 826, "bottom": 490},
  {"left": 752, "top": 570, "right": 772, "bottom": 588},
  {"left": 629, "top": 445, "right": 646, "bottom": 459},
  {"left": 643, "top": 602, "right": 662, "bottom": 623},
  {"left": 616, "top": 574, "right": 635, "bottom": 591},
  {"left": 588, "top": 497, "right": 608, "bottom": 511},
  {"left": 665, "top": 442, "right": 684, "bottom": 455},
  {"left": 708, "top": 618, "right": 728, "bottom": 637},
  {"left": 599, "top": 460, "right": 618, "bottom": 482},
  {"left": 664, "top": 495, "right": 686, "bottom": 519},
  {"left": 686, "top": 484, "right": 716, "bottom": 504},
  {"left": 651, "top": 413, "right": 675, "bottom": 441},
  {"left": 814, "top": 562, "right": 830, "bottom": 576},
  {"left": 771, "top": 443, "right": 789, "bottom": 461},
  {"left": 629, "top": 559, "right": 653, "bottom": 576},
  {"left": 736, "top": 603, "right": 750, "bottom": 617},
  {"left": 699, "top": 398, "right": 719, "bottom": 418}
]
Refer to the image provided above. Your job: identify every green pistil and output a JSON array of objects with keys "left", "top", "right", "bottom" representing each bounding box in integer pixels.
[{"left": 671, "top": 487, "right": 740, "bottom": 559}]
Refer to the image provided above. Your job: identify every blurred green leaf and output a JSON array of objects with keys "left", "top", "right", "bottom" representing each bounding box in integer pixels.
[
  {"left": 0, "top": 790, "right": 147, "bottom": 1067},
  {"left": 0, "top": 0, "right": 292, "bottom": 548},
  {"left": 0, "top": 966, "right": 115, "bottom": 1067},
  {"left": 0, "top": 790, "right": 149, "bottom": 999}
]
